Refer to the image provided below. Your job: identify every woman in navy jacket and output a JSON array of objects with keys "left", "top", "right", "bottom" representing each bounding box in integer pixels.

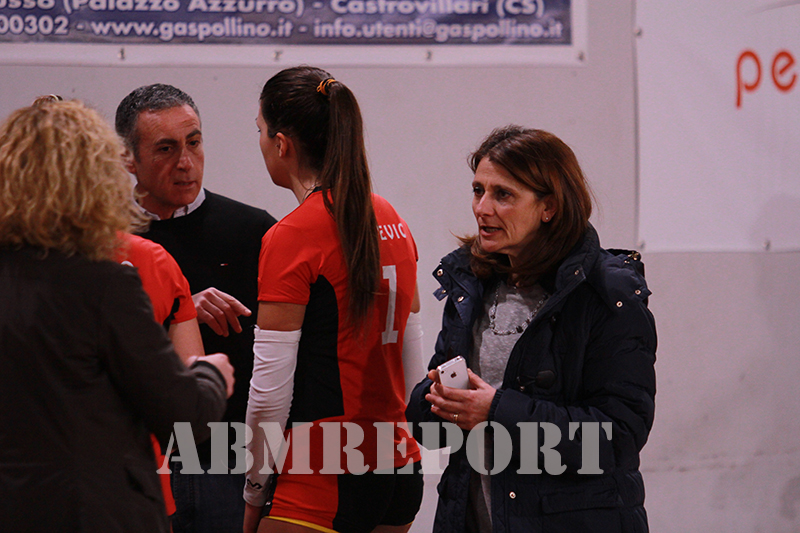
[{"left": 406, "top": 126, "right": 656, "bottom": 532}]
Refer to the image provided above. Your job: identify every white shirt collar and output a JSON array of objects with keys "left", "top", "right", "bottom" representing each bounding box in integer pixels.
[{"left": 139, "top": 188, "right": 206, "bottom": 220}]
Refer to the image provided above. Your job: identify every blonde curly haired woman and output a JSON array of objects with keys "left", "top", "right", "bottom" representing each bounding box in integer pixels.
[{"left": 0, "top": 99, "right": 234, "bottom": 533}]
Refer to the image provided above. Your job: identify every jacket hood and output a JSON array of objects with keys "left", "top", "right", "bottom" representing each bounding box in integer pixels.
[{"left": 435, "top": 224, "right": 650, "bottom": 314}]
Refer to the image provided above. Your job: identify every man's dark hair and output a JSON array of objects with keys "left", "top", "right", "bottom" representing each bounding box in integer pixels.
[{"left": 115, "top": 83, "right": 200, "bottom": 158}]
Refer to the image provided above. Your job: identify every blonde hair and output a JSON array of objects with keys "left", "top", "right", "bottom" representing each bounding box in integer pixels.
[{"left": 0, "top": 100, "right": 147, "bottom": 261}]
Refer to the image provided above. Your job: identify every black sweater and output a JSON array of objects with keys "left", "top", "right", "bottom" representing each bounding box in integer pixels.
[{"left": 140, "top": 190, "right": 277, "bottom": 460}]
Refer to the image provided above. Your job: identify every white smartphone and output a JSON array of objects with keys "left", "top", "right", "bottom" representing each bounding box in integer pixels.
[{"left": 437, "top": 356, "right": 469, "bottom": 389}]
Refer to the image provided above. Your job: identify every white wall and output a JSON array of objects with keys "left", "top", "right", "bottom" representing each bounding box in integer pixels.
[
  {"left": 4, "top": 1, "right": 798, "bottom": 531},
  {"left": 0, "top": 4, "right": 639, "bottom": 336},
  {"left": 642, "top": 251, "right": 800, "bottom": 532}
]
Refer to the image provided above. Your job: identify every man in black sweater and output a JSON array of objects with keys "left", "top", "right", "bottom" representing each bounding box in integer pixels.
[{"left": 116, "top": 84, "right": 277, "bottom": 533}]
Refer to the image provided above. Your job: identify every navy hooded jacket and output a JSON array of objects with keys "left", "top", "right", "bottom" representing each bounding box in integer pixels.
[{"left": 407, "top": 225, "right": 656, "bottom": 533}]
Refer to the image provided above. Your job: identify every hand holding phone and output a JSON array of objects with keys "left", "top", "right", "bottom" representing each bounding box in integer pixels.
[{"left": 437, "top": 356, "right": 469, "bottom": 389}]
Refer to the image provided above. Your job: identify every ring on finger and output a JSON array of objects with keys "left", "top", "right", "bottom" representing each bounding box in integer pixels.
[{"left": 452, "top": 413, "right": 459, "bottom": 424}]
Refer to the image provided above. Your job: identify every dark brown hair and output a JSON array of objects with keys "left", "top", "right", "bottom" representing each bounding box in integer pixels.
[
  {"left": 260, "top": 66, "right": 380, "bottom": 322},
  {"left": 462, "top": 125, "right": 593, "bottom": 286}
]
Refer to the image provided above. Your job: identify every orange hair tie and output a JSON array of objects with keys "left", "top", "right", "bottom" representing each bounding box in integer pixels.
[{"left": 316, "top": 78, "right": 336, "bottom": 96}]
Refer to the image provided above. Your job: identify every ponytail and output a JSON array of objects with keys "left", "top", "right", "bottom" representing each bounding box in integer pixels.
[
  {"left": 260, "top": 66, "right": 380, "bottom": 323},
  {"left": 319, "top": 81, "right": 380, "bottom": 323}
]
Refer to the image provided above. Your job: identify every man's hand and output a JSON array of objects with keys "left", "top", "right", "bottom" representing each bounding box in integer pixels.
[{"left": 192, "top": 287, "right": 251, "bottom": 337}]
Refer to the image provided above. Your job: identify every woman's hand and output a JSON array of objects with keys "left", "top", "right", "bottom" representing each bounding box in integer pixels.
[
  {"left": 243, "top": 502, "right": 263, "bottom": 533},
  {"left": 425, "top": 369, "right": 496, "bottom": 430},
  {"left": 188, "top": 353, "right": 235, "bottom": 398}
]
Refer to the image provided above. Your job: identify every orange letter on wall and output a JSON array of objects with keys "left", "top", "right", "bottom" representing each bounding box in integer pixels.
[
  {"left": 772, "top": 50, "right": 797, "bottom": 93},
  {"left": 737, "top": 50, "right": 761, "bottom": 108}
]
